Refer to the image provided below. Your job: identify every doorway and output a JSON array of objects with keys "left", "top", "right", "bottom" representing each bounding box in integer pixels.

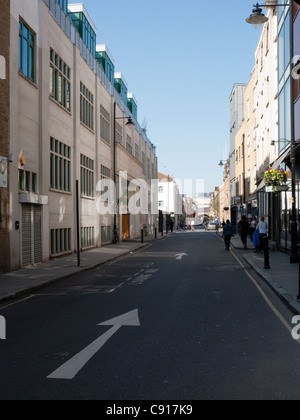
[{"left": 122, "top": 214, "right": 130, "bottom": 240}]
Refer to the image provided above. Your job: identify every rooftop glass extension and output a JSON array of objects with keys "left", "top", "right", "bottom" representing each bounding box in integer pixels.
[
  {"left": 114, "top": 73, "right": 128, "bottom": 105},
  {"left": 127, "top": 93, "right": 138, "bottom": 121},
  {"left": 96, "top": 45, "right": 115, "bottom": 85},
  {"left": 68, "top": 3, "right": 97, "bottom": 57}
]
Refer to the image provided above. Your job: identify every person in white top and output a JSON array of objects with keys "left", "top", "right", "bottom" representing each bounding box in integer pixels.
[
  {"left": 249, "top": 216, "right": 257, "bottom": 241},
  {"left": 256, "top": 216, "right": 268, "bottom": 252}
]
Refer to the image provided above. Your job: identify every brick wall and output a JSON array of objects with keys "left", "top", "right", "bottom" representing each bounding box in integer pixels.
[{"left": 0, "top": 0, "right": 10, "bottom": 273}]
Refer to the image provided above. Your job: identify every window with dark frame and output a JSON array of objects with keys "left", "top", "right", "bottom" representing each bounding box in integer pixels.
[
  {"left": 19, "top": 20, "right": 35, "bottom": 82},
  {"left": 50, "top": 49, "right": 71, "bottom": 112},
  {"left": 50, "top": 137, "right": 71, "bottom": 192},
  {"left": 80, "top": 82, "right": 94, "bottom": 130}
]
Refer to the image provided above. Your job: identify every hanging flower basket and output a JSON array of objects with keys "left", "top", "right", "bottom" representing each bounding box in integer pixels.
[
  {"left": 263, "top": 168, "right": 289, "bottom": 193},
  {"left": 265, "top": 185, "right": 290, "bottom": 193}
]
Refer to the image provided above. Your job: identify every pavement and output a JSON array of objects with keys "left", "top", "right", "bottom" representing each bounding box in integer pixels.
[
  {"left": 227, "top": 233, "right": 300, "bottom": 315},
  {"left": 1, "top": 229, "right": 300, "bottom": 316},
  {"left": 0, "top": 232, "right": 170, "bottom": 305}
]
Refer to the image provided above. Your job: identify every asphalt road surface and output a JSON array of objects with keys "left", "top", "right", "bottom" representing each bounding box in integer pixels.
[{"left": 1, "top": 231, "right": 300, "bottom": 400}]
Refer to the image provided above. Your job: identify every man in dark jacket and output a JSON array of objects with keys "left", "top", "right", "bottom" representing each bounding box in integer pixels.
[
  {"left": 223, "top": 220, "right": 233, "bottom": 250},
  {"left": 238, "top": 216, "right": 249, "bottom": 249}
]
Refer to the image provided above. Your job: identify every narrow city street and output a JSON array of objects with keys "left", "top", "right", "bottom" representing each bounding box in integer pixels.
[{"left": 1, "top": 232, "right": 300, "bottom": 400}]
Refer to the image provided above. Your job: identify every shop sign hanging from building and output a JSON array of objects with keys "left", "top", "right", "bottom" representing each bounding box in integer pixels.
[{"left": 0, "top": 157, "right": 8, "bottom": 188}]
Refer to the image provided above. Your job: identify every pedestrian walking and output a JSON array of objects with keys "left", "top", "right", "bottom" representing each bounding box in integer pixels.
[
  {"left": 253, "top": 229, "right": 260, "bottom": 253},
  {"left": 256, "top": 216, "right": 268, "bottom": 252},
  {"left": 170, "top": 219, "right": 174, "bottom": 233},
  {"left": 249, "top": 216, "right": 257, "bottom": 242},
  {"left": 223, "top": 220, "right": 234, "bottom": 250},
  {"left": 238, "top": 216, "right": 250, "bottom": 249}
]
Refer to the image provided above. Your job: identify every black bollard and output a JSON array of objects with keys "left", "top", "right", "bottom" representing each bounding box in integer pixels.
[
  {"left": 155, "top": 228, "right": 157, "bottom": 239},
  {"left": 263, "top": 236, "right": 270, "bottom": 270},
  {"left": 141, "top": 229, "right": 144, "bottom": 244}
]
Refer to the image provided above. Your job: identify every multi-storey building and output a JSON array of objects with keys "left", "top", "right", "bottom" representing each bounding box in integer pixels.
[
  {"left": 0, "top": 0, "right": 158, "bottom": 273},
  {"left": 229, "top": 83, "right": 246, "bottom": 231},
  {"left": 235, "top": 68, "right": 258, "bottom": 221},
  {"left": 193, "top": 193, "right": 212, "bottom": 225},
  {"left": 158, "top": 172, "right": 182, "bottom": 228},
  {"left": 218, "top": 160, "right": 231, "bottom": 223},
  {"left": 253, "top": 7, "right": 280, "bottom": 244},
  {"left": 276, "top": 1, "right": 300, "bottom": 251}
]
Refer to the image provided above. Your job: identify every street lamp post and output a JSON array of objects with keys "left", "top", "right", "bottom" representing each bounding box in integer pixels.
[
  {"left": 113, "top": 101, "right": 134, "bottom": 244},
  {"left": 247, "top": 1, "right": 299, "bottom": 263}
]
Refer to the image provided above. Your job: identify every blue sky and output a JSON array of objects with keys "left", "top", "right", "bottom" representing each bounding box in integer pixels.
[{"left": 80, "top": 0, "right": 263, "bottom": 193}]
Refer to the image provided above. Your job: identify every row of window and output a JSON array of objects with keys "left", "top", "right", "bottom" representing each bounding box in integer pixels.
[
  {"left": 18, "top": 13, "right": 141, "bottom": 130},
  {"left": 18, "top": 21, "right": 135, "bottom": 138},
  {"left": 19, "top": 21, "right": 149, "bottom": 164},
  {"left": 18, "top": 139, "right": 156, "bottom": 195}
]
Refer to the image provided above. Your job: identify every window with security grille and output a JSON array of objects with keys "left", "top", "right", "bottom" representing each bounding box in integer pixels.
[
  {"left": 81, "top": 227, "right": 95, "bottom": 248},
  {"left": 126, "top": 135, "right": 132, "bottom": 155},
  {"left": 50, "top": 137, "right": 71, "bottom": 192},
  {"left": 100, "top": 105, "right": 111, "bottom": 144},
  {"left": 80, "top": 154, "right": 94, "bottom": 198},
  {"left": 115, "top": 121, "right": 122, "bottom": 144},
  {"left": 80, "top": 82, "right": 94, "bottom": 130},
  {"left": 51, "top": 228, "right": 71, "bottom": 256},
  {"left": 135, "top": 144, "right": 140, "bottom": 161},
  {"left": 101, "top": 165, "right": 111, "bottom": 179}
]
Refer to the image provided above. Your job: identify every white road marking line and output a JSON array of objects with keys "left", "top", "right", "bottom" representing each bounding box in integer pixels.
[{"left": 47, "top": 310, "right": 140, "bottom": 380}]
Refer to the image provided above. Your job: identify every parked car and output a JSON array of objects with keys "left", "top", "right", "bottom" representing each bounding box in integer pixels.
[{"left": 207, "top": 222, "right": 217, "bottom": 231}]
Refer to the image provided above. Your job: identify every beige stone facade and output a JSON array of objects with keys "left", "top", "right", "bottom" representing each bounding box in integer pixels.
[
  {"left": 235, "top": 68, "right": 257, "bottom": 219},
  {"left": 1, "top": 0, "right": 158, "bottom": 273},
  {"left": 0, "top": 0, "right": 10, "bottom": 273},
  {"left": 219, "top": 160, "right": 231, "bottom": 223},
  {"left": 233, "top": 8, "right": 278, "bottom": 222}
]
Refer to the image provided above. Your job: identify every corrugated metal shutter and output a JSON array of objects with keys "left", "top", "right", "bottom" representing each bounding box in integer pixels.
[
  {"left": 22, "top": 204, "right": 32, "bottom": 267},
  {"left": 33, "top": 206, "right": 42, "bottom": 264},
  {"left": 22, "top": 204, "right": 42, "bottom": 267}
]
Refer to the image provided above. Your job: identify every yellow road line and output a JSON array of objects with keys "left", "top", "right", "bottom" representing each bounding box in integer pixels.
[
  {"left": 217, "top": 233, "right": 299, "bottom": 343},
  {"left": 0, "top": 295, "right": 35, "bottom": 310}
]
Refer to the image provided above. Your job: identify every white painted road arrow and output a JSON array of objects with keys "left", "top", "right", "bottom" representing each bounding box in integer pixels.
[
  {"left": 176, "top": 253, "right": 188, "bottom": 260},
  {"left": 47, "top": 309, "right": 140, "bottom": 380}
]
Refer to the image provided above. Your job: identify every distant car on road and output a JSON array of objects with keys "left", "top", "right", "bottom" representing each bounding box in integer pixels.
[{"left": 207, "top": 222, "right": 217, "bottom": 231}]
